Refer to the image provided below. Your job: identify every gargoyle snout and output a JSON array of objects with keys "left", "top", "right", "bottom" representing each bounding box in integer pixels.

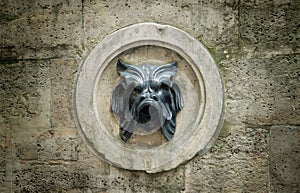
[{"left": 139, "top": 91, "right": 159, "bottom": 102}]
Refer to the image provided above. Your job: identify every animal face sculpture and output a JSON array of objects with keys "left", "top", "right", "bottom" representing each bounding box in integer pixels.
[{"left": 112, "top": 59, "right": 184, "bottom": 142}]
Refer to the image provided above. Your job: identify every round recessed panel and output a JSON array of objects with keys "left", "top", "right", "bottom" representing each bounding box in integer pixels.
[{"left": 75, "top": 23, "right": 223, "bottom": 173}]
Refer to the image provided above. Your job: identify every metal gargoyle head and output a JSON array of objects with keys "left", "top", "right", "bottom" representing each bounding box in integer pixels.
[{"left": 112, "top": 59, "right": 184, "bottom": 142}]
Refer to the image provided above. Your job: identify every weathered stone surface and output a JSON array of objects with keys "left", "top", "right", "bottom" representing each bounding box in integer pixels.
[
  {"left": 239, "top": 2, "right": 300, "bottom": 56},
  {"left": 13, "top": 159, "right": 185, "bottom": 192},
  {"left": 270, "top": 126, "right": 300, "bottom": 193},
  {"left": 191, "top": 1, "right": 239, "bottom": 60},
  {"left": 221, "top": 55, "right": 300, "bottom": 99},
  {"left": 0, "top": 121, "right": 11, "bottom": 192},
  {"left": 222, "top": 54, "right": 300, "bottom": 125},
  {"left": 11, "top": 127, "right": 94, "bottom": 162},
  {"left": 83, "top": 0, "right": 195, "bottom": 50},
  {"left": 50, "top": 59, "right": 79, "bottom": 128},
  {"left": 1, "top": 0, "right": 299, "bottom": 192},
  {"left": 107, "top": 165, "right": 185, "bottom": 193},
  {"left": 83, "top": 0, "right": 240, "bottom": 63},
  {"left": 185, "top": 125, "right": 269, "bottom": 192},
  {"left": 0, "top": 132, "right": 7, "bottom": 190},
  {"left": 226, "top": 97, "right": 300, "bottom": 126},
  {"left": 36, "top": 129, "right": 93, "bottom": 161},
  {"left": 0, "top": 61, "right": 51, "bottom": 127},
  {"left": 0, "top": 0, "right": 83, "bottom": 60},
  {"left": 13, "top": 163, "right": 110, "bottom": 192}
]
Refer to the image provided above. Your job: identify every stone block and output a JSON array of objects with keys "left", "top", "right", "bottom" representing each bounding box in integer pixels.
[
  {"left": 83, "top": 1, "right": 192, "bottom": 48},
  {"left": 185, "top": 125, "right": 269, "bottom": 192},
  {"left": 0, "top": 147, "right": 6, "bottom": 185},
  {"left": 226, "top": 97, "right": 300, "bottom": 126},
  {"left": 83, "top": 1, "right": 240, "bottom": 61},
  {"left": 12, "top": 127, "right": 93, "bottom": 162},
  {"left": 0, "top": 123, "right": 10, "bottom": 192},
  {"left": 50, "top": 59, "right": 79, "bottom": 128},
  {"left": 270, "top": 126, "right": 300, "bottom": 193},
  {"left": 36, "top": 129, "right": 82, "bottom": 161},
  {"left": 13, "top": 163, "right": 109, "bottom": 192},
  {"left": 191, "top": 2, "right": 239, "bottom": 59},
  {"left": 245, "top": 97, "right": 299, "bottom": 125},
  {"left": 241, "top": 0, "right": 298, "bottom": 7},
  {"left": 15, "top": 142, "right": 39, "bottom": 161},
  {"left": 221, "top": 54, "right": 300, "bottom": 125},
  {"left": 220, "top": 55, "right": 300, "bottom": 100},
  {"left": 1, "top": 0, "right": 83, "bottom": 60},
  {"left": 239, "top": 3, "right": 300, "bottom": 55},
  {"left": 107, "top": 165, "right": 185, "bottom": 192},
  {"left": 83, "top": 0, "right": 197, "bottom": 50},
  {"left": 11, "top": 128, "right": 41, "bottom": 161},
  {"left": 10, "top": 128, "right": 93, "bottom": 162},
  {"left": 0, "top": 61, "right": 51, "bottom": 128}
]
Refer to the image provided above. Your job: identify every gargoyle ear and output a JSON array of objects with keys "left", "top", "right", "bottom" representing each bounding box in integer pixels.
[
  {"left": 171, "top": 83, "right": 184, "bottom": 111},
  {"left": 117, "top": 59, "right": 131, "bottom": 74},
  {"left": 153, "top": 61, "right": 178, "bottom": 86},
  {"left": 116, "top": 59, "right": 145, "bottom": 85}
]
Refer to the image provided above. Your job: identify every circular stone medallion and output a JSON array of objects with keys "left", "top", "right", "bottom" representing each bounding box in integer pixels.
[{"left": 75, "top": 23, "right": 223, "bottom": 173}]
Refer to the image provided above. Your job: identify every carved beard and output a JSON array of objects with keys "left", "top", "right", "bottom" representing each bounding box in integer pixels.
[{"left": 112, "top": 59, "right": 184, "bottom": 142}]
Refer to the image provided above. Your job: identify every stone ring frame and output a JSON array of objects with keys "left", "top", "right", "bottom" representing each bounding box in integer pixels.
[{"left": 75, "top": 23, "right": 224, "bottom": 173}]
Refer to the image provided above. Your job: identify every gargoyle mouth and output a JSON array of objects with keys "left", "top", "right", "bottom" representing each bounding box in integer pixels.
[{"left": 136, "top": 99, "right": 163, "bottom": 130}]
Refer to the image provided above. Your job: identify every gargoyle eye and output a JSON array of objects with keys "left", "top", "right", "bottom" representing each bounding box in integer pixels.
[
  {"left": 160, "top": 83, "right": 169, "bottom": 90},
  {"left": 150, "top": 81, "right": 161, "bottom": 91},
  {"left": 134, "top": 85, "right": 143, "bottom": 92}
]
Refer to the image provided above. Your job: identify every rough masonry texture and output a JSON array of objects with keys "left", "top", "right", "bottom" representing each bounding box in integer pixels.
[{"left": 0, "top": 0, "right": 299, "bottom": 192}]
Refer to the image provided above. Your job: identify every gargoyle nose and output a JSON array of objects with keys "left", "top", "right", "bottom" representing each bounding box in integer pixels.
[
  {"left": 144, "top": 82, "right": 155, "bottom": 93},
  {"left": 143, "top": 86, "right": 152, "bottom": 96},
  {"left": 140, "top": 92, "right": 150, "bottom": 100},
  {"left": 150, "top": 93, "right": 158, "bottom": 101}
]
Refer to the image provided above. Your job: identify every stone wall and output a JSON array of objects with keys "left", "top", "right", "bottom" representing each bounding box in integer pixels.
[{"left": 1, "top": 0, "right": 299, "bottom": 192}]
